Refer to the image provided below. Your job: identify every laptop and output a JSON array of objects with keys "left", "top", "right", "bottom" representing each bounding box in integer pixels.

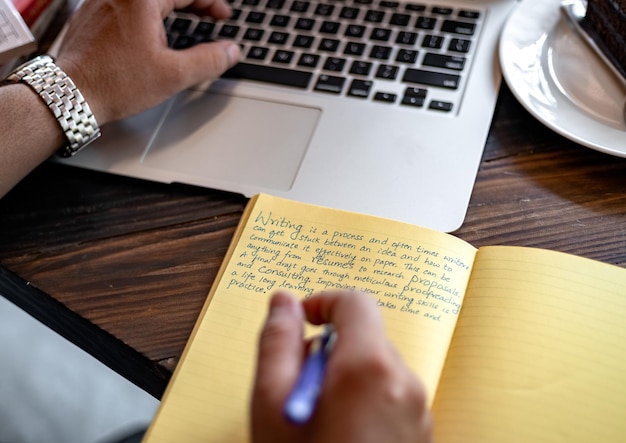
[{"left": 52, "top": 0, "right": 516, "bottom": 232}]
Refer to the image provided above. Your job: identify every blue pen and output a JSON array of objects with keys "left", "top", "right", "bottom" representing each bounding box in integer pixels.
[{"left": 283, "top": 325, "right": 336, "bottom": 424}]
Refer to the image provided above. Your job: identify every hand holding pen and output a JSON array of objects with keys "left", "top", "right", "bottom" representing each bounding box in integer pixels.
[
  {"left": 283, "top": 324, "right": 336, "bottom": 424},
  {"left": 251, "top": 290, "right": 433, "bottom": 443}
]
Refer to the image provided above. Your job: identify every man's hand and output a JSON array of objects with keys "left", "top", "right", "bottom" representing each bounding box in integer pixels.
[
  {"left": 251, "top": 291, "right": 433, "bottom": 443},
  {"left": 56, "top": 0, "right": 241, "bottom": 125}
]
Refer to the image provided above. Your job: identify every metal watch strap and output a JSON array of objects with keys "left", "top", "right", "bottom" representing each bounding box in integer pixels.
[{"left": 2, "top": 55, "right": 101, "bottom": 157}]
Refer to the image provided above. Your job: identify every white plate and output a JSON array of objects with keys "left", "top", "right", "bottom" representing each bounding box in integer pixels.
[{"left": 499, "top": 0, "right": 626, "bottom": 157}]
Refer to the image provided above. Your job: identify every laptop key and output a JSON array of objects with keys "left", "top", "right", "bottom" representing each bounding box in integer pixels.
[
  {"left": 344, "top": 41, "right": 366, "bottom": 56},
  {"left": 324, "top": 57, "right": 347, "bottom": 72},
  {"left": 194, "top": 21, "right": 215, "bottom": 38},
  {"left": 293, "top": 34, "right": 315, "bottom": 48},
  {"left": 401, "top": 86, "right": 427, "bottom": 107},
  {"left": 375, "top": 64, "right": 399, "bottom": 80},
  {"left": 273, "top": 50, "right": 295, "bottom": 64},
  {"left": 295, "top": 17, "right": 316, "bottom": 30},
  {"left": 319, "top": 38, "right": 340, "bottom": 52},
  {"left": 345, "top": 24, "right": 366, "bottom": 38},
  {"left": 423, "top": 53, "right": 466, "bottom": 71},
  {"left": 370, "top": 27, "right": 392, "bottom": 41},
  {"left": 441, "top": 19, "right": 476, "bottom": 35},
  {"left": 266, "top": 0, "right": 285, "bottom": 9},
  {"left": 348, "top": 79, "right": 373, "bottom": 98},
  {"left": 365, "top": 10, "right": 385, "bottom": 23},
  {"left": 459, "top": 10, "right": 480, "bottom": 20},
  {"left": 373, "top": 91, "right": 397, "bottom": 103},
  {"left": 340, "top": 6, "right": 360, "bottom": 19},
  {"left": 429, "top": 100, "right": 453, "bottom": 112},
  {"left": 432, "top": 6, "right": 453, "bottom": 15},
  {"left": 224, "top": 63, "right": 313, "bottom": 88},
  {"left": 298, "top": 53, "right": 320, "bottom": 68},
  {"left": 290, "top": 0, "right": 310, "bottom": 12},
  {"left": 314, "top": 3, "right": 335, "bottom": 16},
  {"left": 449, "top": 38, "right": 471, "bottom": 53},
  {"left": 270, "top": 14, "right": 291, "bottom": 27},
  {"left": 243, "top": 28, "right": 265, "bottom": 41},
  {"left": 402, "top": 95, "right": 425, "bottom": 107},
  {"left": 314, "top": 74, "right": 346, "bottom": 94},
  {"left": 415, "top": 16, "right": 436, "bottom": 29},
  {"left": 246, "top": 11, "right": 266, "bottom": 23},
  {"left": 230, "top": 8, "right": 242, "bottom": 20},
  {"left": 396, "top": 49, "right": 418, "bottom": 63},
  {"left": 422, "top": 34, "right": 443, "bottom": 49},
  {"left": 247, "top": 46, "right": 269, "bottom": 60},
  {"left": 405, "top": 3, "right": 426, "bottom": 12},
  {"left": 370, "top": 45, "right": 392, "bottom": 60},
  {"left": 380, "top": 1, "right": 399, "bottom": 8},
  {"left": 389, "top": 13, "right": 411, "bottom": 26},
  {"left": 396, "top": 31, "right": 418, "bottom": 45},
  {"left": 218, "top": 24, "right": 240, "bottom": 38},
  {"left": 350, "top": 61, "right": 373, "bottom": 76},
  {"left": 405, "top": 86, "right": 427, "bottom": 97},
  {"left": 171, "top": 18, "right": 192, "bottom": 32},
  {"left": 402, "top": 69, "right": 460, "bottom": 89},
  {"left": 320, "top": 21, "right": 341, "bottom": 34},
  {"left": 268, "top": 31, "right": 289, "bottom": 44}
]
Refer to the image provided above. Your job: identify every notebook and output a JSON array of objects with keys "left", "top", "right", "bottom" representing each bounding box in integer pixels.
[
  {"left": 143, "top": 194, "right": 626, "bottom": 442},
  {"left": 51, "top": 0, "right": 517, "bottom": 232}
]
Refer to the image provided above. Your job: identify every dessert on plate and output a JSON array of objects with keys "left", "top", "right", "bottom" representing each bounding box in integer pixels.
[{"left": 582, "top": 0, "right": 626, "bottom": 79}]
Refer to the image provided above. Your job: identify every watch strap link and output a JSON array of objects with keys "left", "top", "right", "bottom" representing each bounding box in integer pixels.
[{"left": 3, "top": 55, "right": 101, "bottom": 157}]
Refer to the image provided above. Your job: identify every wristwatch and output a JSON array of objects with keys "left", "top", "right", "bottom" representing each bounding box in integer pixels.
[{"left": 1, "top": 55, "right": 101, "bottom": 157}]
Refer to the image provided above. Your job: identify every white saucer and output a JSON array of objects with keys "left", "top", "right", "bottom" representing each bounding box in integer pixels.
[{"left": 499, "top": 0, "right": 626, "bottom": 157}]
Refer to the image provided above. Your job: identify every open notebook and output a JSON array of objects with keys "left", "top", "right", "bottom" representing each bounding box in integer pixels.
[
  {"left": 144, "top": 194, "right": 626, "bottom": 442},
  {"left": 52, "top": 0, "right": 517, "bottom": 232}
]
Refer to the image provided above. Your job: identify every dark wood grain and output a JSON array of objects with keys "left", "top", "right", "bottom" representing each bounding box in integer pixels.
[
  {"left": 0, "top": 171, "right": 247, "bottom": 396},
  {"left": 458, "top": 87, "right": 626, "bottom": 267},
  {"left": 1, "top": 82, "right": 624, "bottom": 398}
]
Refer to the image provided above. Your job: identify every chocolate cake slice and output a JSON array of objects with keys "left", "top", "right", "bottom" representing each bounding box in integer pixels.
[{"left": 582, "top": 0, "right": 626, "bottom": 80}]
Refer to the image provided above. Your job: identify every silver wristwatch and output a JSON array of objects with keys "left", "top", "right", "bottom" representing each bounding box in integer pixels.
[{"left": 1, "top": 55, "right": 101, "bottom": 157}]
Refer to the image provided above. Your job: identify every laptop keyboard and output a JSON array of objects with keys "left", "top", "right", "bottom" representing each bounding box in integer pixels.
[{"left": 165, "top": 0, "right": 484, "bottom": 114}]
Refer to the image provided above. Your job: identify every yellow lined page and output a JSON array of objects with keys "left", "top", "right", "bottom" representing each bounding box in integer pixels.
[
  {"left": 144, "top": 194, "right": 477, "bottom": 442},
  {"left": 432, "top": 245, "right": 626, "bottom": 442}
]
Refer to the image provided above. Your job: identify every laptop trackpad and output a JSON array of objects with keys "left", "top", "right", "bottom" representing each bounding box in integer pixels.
[{"left": 142, "top": 90, "right": 320, "bottom": 191}]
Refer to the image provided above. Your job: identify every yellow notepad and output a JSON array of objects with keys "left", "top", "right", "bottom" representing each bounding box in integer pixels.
[{"left": 144, "top": 194, "right": 626, "bottom": 442}]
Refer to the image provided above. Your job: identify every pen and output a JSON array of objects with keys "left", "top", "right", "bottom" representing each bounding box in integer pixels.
[{"left": 283, "top": 325, "right": 336, "bottom": 424}]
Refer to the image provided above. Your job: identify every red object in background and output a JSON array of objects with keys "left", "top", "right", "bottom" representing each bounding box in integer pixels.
[
  {"left": 11, "top": 0, "right": 64, "bottom": 38},
  {"left": 12, "top": 0, "right": 52, "bottom": 26}
]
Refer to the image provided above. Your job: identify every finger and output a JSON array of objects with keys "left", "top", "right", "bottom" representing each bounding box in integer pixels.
[
  {"left": 253, "top": 292, "right": 305, "bottom": 409},
  {"left": 169, "top": 40, "right": 240, "bottom": 88},
  {"left": 170, "top": 0, "right": 233, "bottom": 20},
  {"left": 303, "top": 291, "right": 385, "bottom": 341}
]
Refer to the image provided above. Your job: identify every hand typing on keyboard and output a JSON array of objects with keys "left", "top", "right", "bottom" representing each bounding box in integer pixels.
[
  {"left": 165, "top": 0, "right": 482, "bottom": 113},
  {"left": 55, "top": 0, "right": 242, "bottom": 126},
  {"left": 0, "top": 0, "right": 241, "bottom": 198}
]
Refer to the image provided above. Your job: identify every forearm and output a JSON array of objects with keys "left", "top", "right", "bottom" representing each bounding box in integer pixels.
[
  {"left": 0, "top": 83, "right": 65, "bottom": 198},
  {"left": 0, "top": 0, "right": 239, "bottom": 198}
]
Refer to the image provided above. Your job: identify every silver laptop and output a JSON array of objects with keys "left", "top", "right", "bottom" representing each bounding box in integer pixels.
[{"left": 53, "top": 0, "right": 516, "bottom": 232}]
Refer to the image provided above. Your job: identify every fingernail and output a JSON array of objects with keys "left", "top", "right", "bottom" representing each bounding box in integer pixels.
[
  {"left": 269, "top": 292, "right": 299, "bottom": 318},
  {"left": 226, "top": 42, "right": 241, "bottom": 66}
]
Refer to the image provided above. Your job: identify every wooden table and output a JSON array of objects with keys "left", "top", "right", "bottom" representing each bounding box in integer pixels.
[{"left": 1, "top": 67, "right": 625, "bottom": 398}]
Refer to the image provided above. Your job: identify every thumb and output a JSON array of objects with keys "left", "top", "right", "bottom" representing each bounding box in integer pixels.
[{"left": 175, "top": 40, "right": 240, "bottom": 87}]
